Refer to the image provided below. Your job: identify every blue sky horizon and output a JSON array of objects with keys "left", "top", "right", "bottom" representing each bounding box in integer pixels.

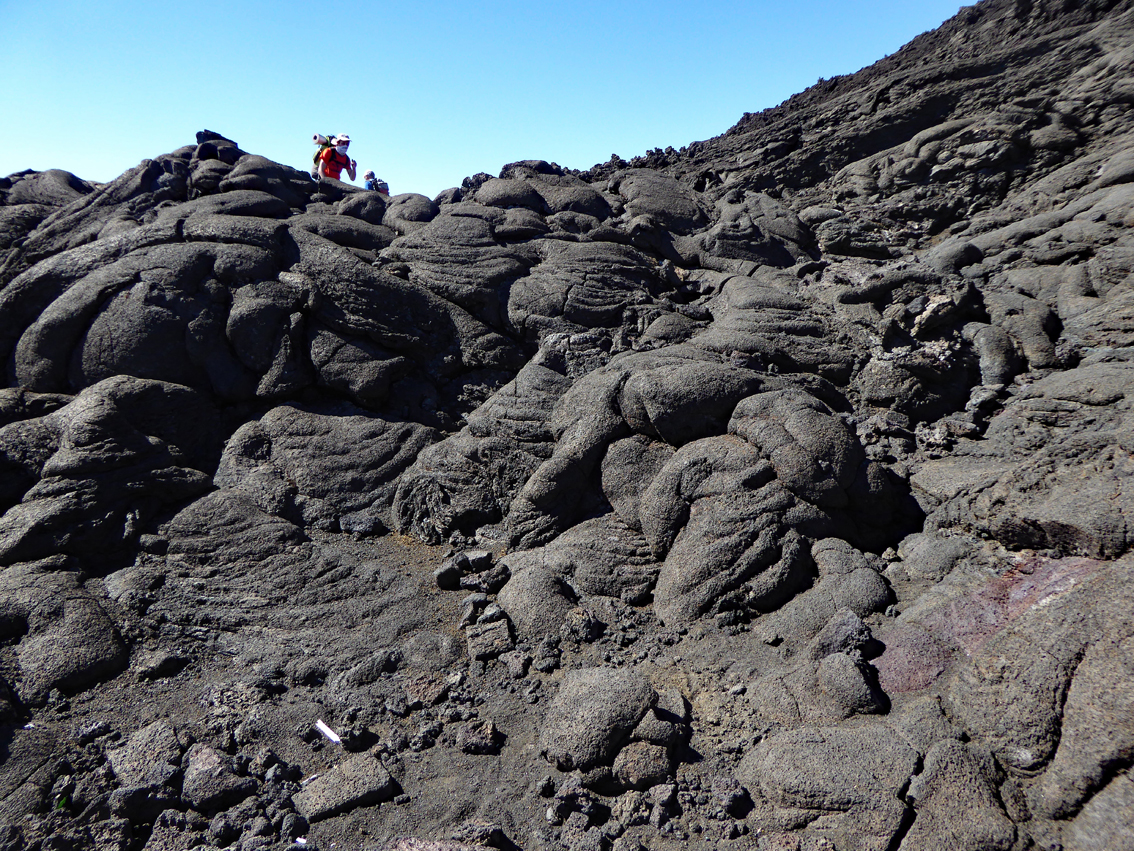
[{"left": 1, "top": 1, "right": 964, "bottom": 199}]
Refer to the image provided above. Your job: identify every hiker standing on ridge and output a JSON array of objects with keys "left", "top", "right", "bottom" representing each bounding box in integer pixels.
[
  {"left": 363, "top": 170, "right": 389, "bottom": 196},
  {"left": 317, "top": 134, "right": 357, "bottom": 182}
]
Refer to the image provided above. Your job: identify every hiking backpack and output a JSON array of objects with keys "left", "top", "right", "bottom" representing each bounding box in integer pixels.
[{"left": 312, "top": 133, "right": 336, "bottom": 167}]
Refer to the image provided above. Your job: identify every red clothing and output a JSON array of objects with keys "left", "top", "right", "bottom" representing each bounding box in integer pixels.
[{"left": 319, "top": 147, "right": 351, "bottom": 180}]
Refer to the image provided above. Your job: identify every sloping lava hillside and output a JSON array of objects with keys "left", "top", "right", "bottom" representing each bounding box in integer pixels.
[{"left": 1, "top": 1, "right": 1133, "bottom": 849}]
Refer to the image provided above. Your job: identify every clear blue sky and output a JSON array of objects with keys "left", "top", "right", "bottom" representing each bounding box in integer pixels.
[{"left": 1, "top": 1, "right": 963, "bottom": 199}]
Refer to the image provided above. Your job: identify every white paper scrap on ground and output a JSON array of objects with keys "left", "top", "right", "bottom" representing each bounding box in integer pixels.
[{"left": 315, "top": 719, "right": 342, "bottom": 744}]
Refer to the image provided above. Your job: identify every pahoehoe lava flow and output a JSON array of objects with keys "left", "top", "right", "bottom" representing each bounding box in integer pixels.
[{"left": 2, "top": 1, "right": 1134, "bottom": 849}]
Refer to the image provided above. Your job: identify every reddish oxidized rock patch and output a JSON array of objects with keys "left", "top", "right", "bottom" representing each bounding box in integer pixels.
[{"left": 877, "top": 555, "right": 1102, "bottom": 694}]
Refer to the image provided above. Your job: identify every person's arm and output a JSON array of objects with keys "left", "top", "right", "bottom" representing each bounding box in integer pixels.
[
  {"left": 317, "top": 159, "right": 329, "bottom": 179},
  {"left": 346, "top": 159, "right": 357, "bottom": 181}
]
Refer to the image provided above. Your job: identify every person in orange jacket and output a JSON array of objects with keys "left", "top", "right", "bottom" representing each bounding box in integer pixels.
[{"left": 317, "top": 134, "right": 357, "bottom": 182}]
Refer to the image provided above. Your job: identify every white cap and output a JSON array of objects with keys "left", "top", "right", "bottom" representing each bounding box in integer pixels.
[{"left": 335, "top": 134, "right": 350, "bottom": 143}]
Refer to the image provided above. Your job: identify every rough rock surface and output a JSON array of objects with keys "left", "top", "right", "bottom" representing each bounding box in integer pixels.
[{"left": 2, "top": 3, "right": 1134, "bottom": 849}]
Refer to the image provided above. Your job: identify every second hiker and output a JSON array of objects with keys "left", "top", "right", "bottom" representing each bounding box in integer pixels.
[{"left": 364, "top": 170, "right": 389, "bottom": 196}]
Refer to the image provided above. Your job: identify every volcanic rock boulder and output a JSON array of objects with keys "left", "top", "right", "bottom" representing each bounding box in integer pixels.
[
  {"left": 695, "top": 267, "right": 856, "bottom": 382},
  {"left": 378, "top": 210, "right": 536, "bottom": 331},
  {"left": 394, "top": 355, "right": 574, "bottom": 544},
  {"left": 692, "top": 189, "right": 815, "bottom": 267},
  {"left": 539, "top": 667, "right": 657, "bottom": 773},
  {"left": 0, "top": 376, "right": 217, "bottom": 567},
  {"left": 215, "top": 402, "right": 437, "bottom": 534},
  {"left": 504, "top": 345, "right": 770, "bottom": 550},
  {"left": 0, "top": 556, "right": 126, "bottom": 704},
  {"left": 497, "top": 564, "right": 577, "bottom": 642},
  {"left": 181, "top": 743, "right": 257, "bottom": 811},
  {"left": 0, "top": 169, "right": 94, "bottom": 254},
  {"left": 293, "top": 751, "right": 397, "bottom": 822},
  {"left": 382, "top": 193, "right": 440, "bottom": 235},
  {"left": 741, "top": 725, "right": 919, "bottom": 851},
  {"left": 901, "top": 739, "right": 1017, "bottom": 851},
  {"left": 601, "top": 434, "right": 676, "bottom": 533},
  {"left": 502, "top": 513, "right": 660, "bottom": 605},
  {"left": 946, "top": 555, "right": 1134, "bottom": 780},
  {"left": 913, "top": 357, "right": 1134, "bottom": 558},
  {"left": 506, "top": 240, "right": 661, "bottom": 343},
  {"left": 607, "top": 167, "right": 708, "bottom": 238},
  {"left": 644, "top": 435, "right": 798, "bottom": 625}
]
